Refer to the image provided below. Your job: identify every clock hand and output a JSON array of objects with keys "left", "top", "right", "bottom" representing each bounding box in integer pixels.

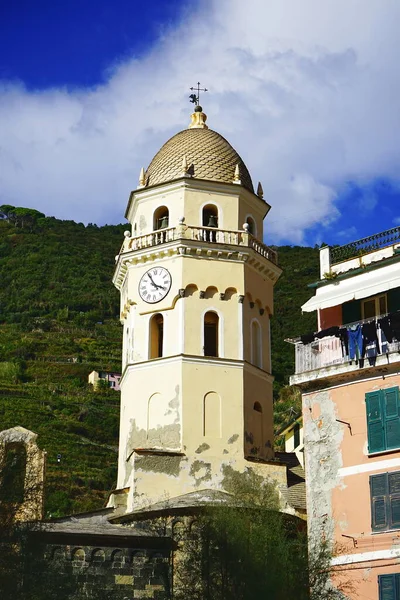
[{"left": 147, "top": 273, "right": 159, "bottom": 288}]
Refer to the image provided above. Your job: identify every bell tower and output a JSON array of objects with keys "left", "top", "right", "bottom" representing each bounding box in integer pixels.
[{"left": 111, "top": 105, "right": 282, "bottom": 512}]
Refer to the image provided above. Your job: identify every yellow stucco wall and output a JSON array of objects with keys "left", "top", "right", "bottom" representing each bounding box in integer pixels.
[{"left": 114, "top": 177, "right": 279, "bottom": 510}]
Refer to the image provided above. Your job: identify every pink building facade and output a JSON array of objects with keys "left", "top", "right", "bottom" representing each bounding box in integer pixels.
[{"left": 290, "top": 228, "right": 400, "bottom": 599}]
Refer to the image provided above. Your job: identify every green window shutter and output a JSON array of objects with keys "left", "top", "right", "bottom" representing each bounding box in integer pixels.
[
  {"left": 388, "top": 288, "right": 400, "bottom": 313},
  {"left": 371, "top": 473, "right": 389, "bottom": 531},
  {"left": 342, "top": 299, "right": 362, "bottom": 325},
  {"left": 379, "top": 574, "right": 396, "bottom": 600},
  {"left": 385, "top": 388, "right": 400, "bottom": 451},
  {"left": 366, "top": 391, "right": 385, "bottom": 453},
  {"left": 389, "top": 472, "right": 400, "bottom": 530}
]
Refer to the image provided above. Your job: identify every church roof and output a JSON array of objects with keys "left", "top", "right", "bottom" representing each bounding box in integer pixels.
[{"left": 144, "top": 109, "right": 254, "bottom": 192}]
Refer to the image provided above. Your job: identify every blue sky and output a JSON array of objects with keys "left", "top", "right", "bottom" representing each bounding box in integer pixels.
[{"left": 1, "top": 0, "right": 399, "bottom": 246}]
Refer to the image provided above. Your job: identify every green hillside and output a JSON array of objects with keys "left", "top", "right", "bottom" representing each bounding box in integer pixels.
[{"left": 0, "top": 206, "right": 319, "bottom": 515}]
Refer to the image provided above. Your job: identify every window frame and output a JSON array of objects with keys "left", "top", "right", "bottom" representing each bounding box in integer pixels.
[
  {"left": 366, "top": 387, "right": 400, "bottom": 454},
  {"left": 361, "top": 293, "right": 387, "bottom": 320},
  {"left": 370, "top": 471, "right": 400, "bottom": 533},
  {"left": 379, "top": 573, "right": 399, "bottom": 600}
]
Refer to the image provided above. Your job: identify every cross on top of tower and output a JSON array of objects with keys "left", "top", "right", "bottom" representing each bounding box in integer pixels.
[{"left": 189, "top": 82, "right": 208, "bottom": 109}]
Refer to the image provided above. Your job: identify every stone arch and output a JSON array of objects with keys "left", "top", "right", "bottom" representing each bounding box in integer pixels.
[
  {"left": 224, "top": 287, "right": 237, "bottom": 300},
  {"left": 185, "top": 283, "right": 198, "bottom": 297},
  {"left": 203, "top": 392, "right": 221, "bottom": 438},
  {"left": 111, "top": 549, "right": 123, "bottom": 567},
  {"left": 153, "top": 205, "right": 169, "bottom": 230},
  {"left": 245, "top": 214, "right": 257, "bottom": 236},
  {"left": 204, "top": 286, "right": 218, "bottom": 299},
  {"left": 201, "top": 203, "right": 219, "bottom": 228},
  {"left": 91, "top": 548, "right": 105, "bottom": 563},
  {"left": 71, "top": 547, "right": 86, "bottom": 562}
]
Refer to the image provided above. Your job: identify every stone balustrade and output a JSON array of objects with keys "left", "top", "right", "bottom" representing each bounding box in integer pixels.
[{"left": 119, "top": 225, "right": 278, "bottom": 265}]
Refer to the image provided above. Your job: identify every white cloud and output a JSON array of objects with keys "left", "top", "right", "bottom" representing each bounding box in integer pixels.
[{"left": 0, "top": 0, "right": 399, "bottom": 243}]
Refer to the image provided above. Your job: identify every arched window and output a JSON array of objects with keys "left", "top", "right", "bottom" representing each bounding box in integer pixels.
[
  {"left": 0, "top": 444, "right": 27, "bottom": 504},
  {"left": 202, "top": 204, "right": 218, "bottom": 228},
  {"left": 153, "top": 206, "right": 169, "bottom": 230},
  {"left": 246, "top": 216, "right": 256, "bottom": 236},
  {"left": 149, "top": 314, "right": 164, "bottom": 358},
  {"left": 253, "top": 401, "right": 262, "bottom": 413},
  {"left": 251, "top": 320, "right": 262, "bottom": 368},
  {"left": 204, "top": 311, "right": 219, "bottom": 357}
]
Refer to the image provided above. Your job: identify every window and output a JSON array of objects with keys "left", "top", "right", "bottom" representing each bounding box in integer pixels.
[
  {"left": 366, "top": 387, "right": 400, "bottom": 453},
  {"left": 379, "top": 574, "right": 400, "bottom": 600},
  {"left": 153, "top": 206, "right": 169, "bottom": 230},
  {"left": 371, "top": 471, "right": 400, "bottom": 532},
  {"left": 362, "top": 293, "right": 387, "bottom": 319},
  {"left": 204, "top": 312, "right": 219, "bottom": 357},
  {"left": 149, "top": 314, "right": 164, "bottom": 358}
]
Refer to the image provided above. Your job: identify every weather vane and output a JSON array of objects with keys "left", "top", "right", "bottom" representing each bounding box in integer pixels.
[{"left": 189, "top": 82, "right": 208, "bottom": 106}]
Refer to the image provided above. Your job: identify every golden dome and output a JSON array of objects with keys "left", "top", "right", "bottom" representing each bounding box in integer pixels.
[{"left": 144, "top": 111, "right": 254, "bottom": 193}]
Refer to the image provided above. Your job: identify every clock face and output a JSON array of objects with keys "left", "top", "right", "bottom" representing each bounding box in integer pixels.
[{"left": 138, "top": 267, "right": 172, "bottom": 304}]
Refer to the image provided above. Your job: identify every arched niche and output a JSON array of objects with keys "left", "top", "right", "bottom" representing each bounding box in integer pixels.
[
  {"left": 153, "top": 206, "right": 169, "bottom": 230},
  {"left": 245, "top": 215, "right": 257, "bottom": 236},
  {"left": 202, "top": 204, "right": 219, "bottom": 228},
  {"left": 224, "top": 287, "right": 237, "bottom": 301},
  {"left": 251, "top": 319, "right": 262, "bottom": 368},
  {"left": 185, "top": 284, "right": 198, "bottom": 297},
  {"left": 204, "top": 286, "right": 218, "bottom": 299},
  {"left": 203, "top": 392, "right": 221, "bottom": 438}
]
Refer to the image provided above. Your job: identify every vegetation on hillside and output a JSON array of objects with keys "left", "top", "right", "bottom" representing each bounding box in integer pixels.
[{"left": 0, "top": 205, "right": 319, "bottom": 514}]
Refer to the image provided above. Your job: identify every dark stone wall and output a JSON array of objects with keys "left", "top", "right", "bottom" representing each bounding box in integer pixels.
[{"left": 23, "top": 536, "right": 171, "bottom": 600}]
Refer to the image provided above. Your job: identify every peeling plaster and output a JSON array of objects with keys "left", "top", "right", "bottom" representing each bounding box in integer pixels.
[
  {"left": 136, "top": 454, "right": 183, "bottom": 477},
  {"left": 195, "top": 443, "right": 210, "bottom": 454},
  {"left": 227, "top": 434, "right": 239, "bottom": 444},
  {"left": 189, "top": 460, "right": 212, "bottom": 486},
  {"left": 304, "top": 390, "right": 344, "bottom": 545}
]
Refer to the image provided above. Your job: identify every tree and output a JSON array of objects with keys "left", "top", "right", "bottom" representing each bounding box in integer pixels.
[{"left": 172, "top": 468, "right": 350, "bottom": 600}]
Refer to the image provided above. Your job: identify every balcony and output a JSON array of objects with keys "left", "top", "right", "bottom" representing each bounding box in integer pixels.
[
  {"left": 289, "top": 317, "right": 400, "bottom": 384},
  {"left": 331, "top": 226, "right": 400, "bottom": 265},
  {"left": 119, "top": 224, "right": 278, "bottom": 266}
]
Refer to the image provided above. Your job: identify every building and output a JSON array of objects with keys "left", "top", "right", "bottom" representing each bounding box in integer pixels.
[
  {"left": 88, "top": 370, "right": 121, "bottom": 391},
  {"left": 290, "top": 227, "right": 400, "bottom": 599},
  {"left": 0, "top": 104, "right": 306, "bottom": 598},
  {"left": 277, "top": 415, "right": 304, "bottom": 466},
  {"left": 109, "top": 103, "right": 287, "bottom": 514}
]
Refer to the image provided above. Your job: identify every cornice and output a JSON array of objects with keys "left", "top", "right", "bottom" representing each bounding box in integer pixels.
[{"left": 113, "top": 239, "right": 280, "bottom": 291}]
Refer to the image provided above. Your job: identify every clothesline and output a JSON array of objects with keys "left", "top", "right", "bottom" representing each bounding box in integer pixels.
[{"left": 299, "top": 310, "right": 400, "bottom": 367}]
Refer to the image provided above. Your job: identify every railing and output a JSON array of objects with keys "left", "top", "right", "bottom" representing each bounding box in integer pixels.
[
  {"left": 331, "top": 226, "right": 400, "bottom": 264},
  {"left": 293, "top": 336, "right": 400, "bottom": 375},
  {"left": 121, "top": 225, "right": 278, "bottom": 265}
]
